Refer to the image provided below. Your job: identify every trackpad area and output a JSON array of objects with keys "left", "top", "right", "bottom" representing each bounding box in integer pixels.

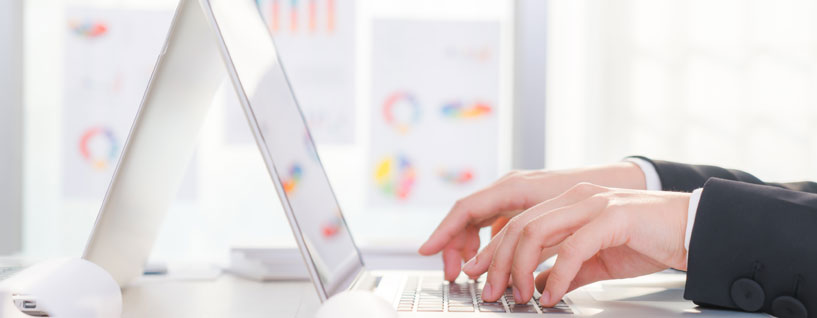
[{"left": 590, "top": 287, "right": 684, "bottom": 302}]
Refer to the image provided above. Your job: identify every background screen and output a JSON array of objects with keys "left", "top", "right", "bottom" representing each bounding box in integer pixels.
[{"left": 207, "top": 0, "right": 363, "bottom": 297}]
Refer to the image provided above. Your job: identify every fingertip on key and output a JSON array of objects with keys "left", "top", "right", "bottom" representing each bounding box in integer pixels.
[
  {"left": 482, "top": 282, "right": 493, "bottom": 301},
  {"left": 540, "top": 290, "right": 551, "bottom": 306},
  {"left": 512, "top": 286, "right": 521, "bottom": 303}
]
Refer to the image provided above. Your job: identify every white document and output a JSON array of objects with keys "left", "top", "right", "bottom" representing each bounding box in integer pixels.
[
  {"left": 62, "top": 7, "right": 197, "bottom": 199},
  {"left": 225, "top": 0, "right": 357, "bottom": 144},
  {"left": 368, "top": 19, "right": 502, "bottom": 207}
]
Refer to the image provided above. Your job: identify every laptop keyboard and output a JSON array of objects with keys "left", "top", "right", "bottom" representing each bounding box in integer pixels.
[{"left": 397, "top": 276, "right": 572, "bottom": 314}]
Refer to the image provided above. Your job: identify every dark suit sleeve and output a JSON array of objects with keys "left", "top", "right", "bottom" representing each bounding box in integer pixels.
[
  {"left": 629, "top": 156, "right": 817, "bottom": 194},
  {"left": 683, "top": 178, "right": 817, "bottom": 318},
  {"left": 629, "top": 157, "right": 817, "bottom": 317}
]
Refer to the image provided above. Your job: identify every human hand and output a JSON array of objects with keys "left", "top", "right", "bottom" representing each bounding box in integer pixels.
[
  {"left": 461, "top": 183, "right": 690, "bottom": 307},
  {"left": 417, "top": 162, "right": 648, "bottom": 281}
]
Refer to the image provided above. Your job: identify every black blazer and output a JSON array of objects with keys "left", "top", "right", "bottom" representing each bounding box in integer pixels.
[{"left": 634, "top": 157, "right": 817, "bottom": 318}]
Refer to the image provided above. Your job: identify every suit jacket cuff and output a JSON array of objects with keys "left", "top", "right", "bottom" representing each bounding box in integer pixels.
[
  {"left": 685, "top": 188, "right": 702, "bottom": 252},
  {"left": 684, "top": 177, "right": 817, "bottom": 316},
  {"left": 625, "top": 157, "right": 663, "bottom": 191}
]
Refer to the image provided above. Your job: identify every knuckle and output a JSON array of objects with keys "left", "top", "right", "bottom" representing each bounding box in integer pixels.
[
  {"left": 488, "top": 259, "right": 500, "bottom": 273},
  {"left": 452, "top": 199, "right": 473, "bottom": 218},
  {"left": 452, "top": 199, "right": 466, "bottom": 212},
  {"left": 558, "top": 238, "right": 579, "bottom": 259},
  {"left": 568, "top": 182, "right": 601, "bottom": 196},
  {"left": 454, "top": 197, "right": 471, "bottom": 209},
  {"left": 501, "top": 173, "right": 522, "bottom": 187},
  {"left": 501, "top": 170, "right": 522, "bottom": 181},
  {"left": 587, "top": 193, "right": 610, "bottom": 208},
  {"left": 506, "top": 218, "right": 524, "bottom": 234},
  {"left": 520, "top": 223, "right": 539, "bottom": 240}
]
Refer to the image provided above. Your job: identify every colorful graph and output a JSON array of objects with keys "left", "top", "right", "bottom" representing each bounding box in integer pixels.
[
  {"left": 258, "top": 0, "right": 336, "bottom": 33},
  {"left": 438, "top": 168, "right": 475, "bottom": 185},
  {"left": 382, "top": 92, "right": 421, "bottom": 134},
  {"left": 374, "top": 155, "right": 416, "bottom": 200},
  {"left": 78, "top": 126, "right": 119, "bottom": 171},
  {"left": 320, "top": 210, "right": 343, "bottom": 239},
  {"left": 68, "top": 19, "right": 109, "bottom": 38},
  {"left": 441, "top": 101, "right": 492, "bottom": 119},
  {"left": 282, "top": 164, "right": 304, "bottom": 195}
]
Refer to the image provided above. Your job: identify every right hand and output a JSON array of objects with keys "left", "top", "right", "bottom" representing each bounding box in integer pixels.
[{"left": 417, "top": 162, "right": 648, "bottom": 281}]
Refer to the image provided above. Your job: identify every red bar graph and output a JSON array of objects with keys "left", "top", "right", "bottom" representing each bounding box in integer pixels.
[
  {"left": 290, "top": 0, "right": 298, "bottom": 32},
  {"left": 309, "top": 0, "right": 317, "bottom": 32},
  {"left": 327, "top": 0, "right": 335, "bottom": 33},
  {"left": 271, "top": 0, "right": 280, "bottom": 32},
  {"left": 262, "top": 0, "right": 337, "bottom": 34}
]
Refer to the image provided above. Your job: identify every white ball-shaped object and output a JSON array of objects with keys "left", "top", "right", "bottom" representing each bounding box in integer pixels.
[{"left": 315, "top": 290, "right": 397, "bottom": 318}]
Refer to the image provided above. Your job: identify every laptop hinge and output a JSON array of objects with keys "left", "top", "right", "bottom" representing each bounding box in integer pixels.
[{"left": 349, "top": 269, "right": 379, "bottom": 291}]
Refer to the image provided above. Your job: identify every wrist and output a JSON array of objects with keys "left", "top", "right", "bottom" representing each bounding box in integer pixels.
[
  {"left": 572, "top": 162, "right": 648, "bottom": 190},
  {"left": 664, "top": 191, "right": 693, "bottom": 271}
]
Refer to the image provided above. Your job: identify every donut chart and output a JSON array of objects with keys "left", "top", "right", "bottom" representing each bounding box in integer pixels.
[
  {"left": 382, "top": 92, "right": 421, "bottom": 134},
  {"left": 78, "top": 126, "right": 119, "bottom": 171}
]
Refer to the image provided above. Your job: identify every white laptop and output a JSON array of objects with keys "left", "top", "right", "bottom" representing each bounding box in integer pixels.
[
  {"left": 2, "top": 0, "right": 768, "bottom": 316},
  {"left": 190, "top": 1, "right": 767, "bottom": 317}
]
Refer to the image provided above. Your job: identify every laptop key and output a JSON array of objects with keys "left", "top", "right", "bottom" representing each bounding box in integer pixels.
[
  {"left": 418, "top": 305, "right": 443, "bottom": 309},
  {"left": 448, "top": 306, "right": 474, "bottom": 312},
  {"left": 417, "top": 308, "right": 443, "bottom": 312},
  {"left": 479, "top": 303, "right": 506, "bottom": 312},
  {"left": 541, "top": 307, "right": 572, "bottom": 314},
  {"left": 509, "top": 304, "right": 538, "bottom": 313},
  {"left": 479, "top": 307, "right": 506, "bottom": 312}
]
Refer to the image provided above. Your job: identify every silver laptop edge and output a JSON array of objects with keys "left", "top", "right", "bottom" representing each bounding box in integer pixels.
[{"left": 198, "top": 0, "right": 364, "bottom": 301}]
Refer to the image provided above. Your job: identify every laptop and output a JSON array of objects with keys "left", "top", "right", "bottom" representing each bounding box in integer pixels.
[
  {"left": 196, "top": 1, "right": 766, "bottom": 317},
  {"left": 3, "top": 0, "right": 765, "bottom": 316}
]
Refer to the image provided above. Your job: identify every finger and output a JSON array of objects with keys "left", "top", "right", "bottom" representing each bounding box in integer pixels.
[
  {"left": 419, "top": 181, "right": 528, "bottom": 255},
  {"left": 461, "top": 228, "right": 481, "bottom": 278},
  {"left": 462, "top": 242, "right": 479, "bottom": 263},
  {"left": 534, "top": 269, "right": 550, "bottom": 293},
  {"left": 506, "top": 197, "right": 606, "bottom": 303},
  {"left": 534, "top": 255, "right": 613, "bottom": 299},
  {"left": 537, "top": 246, "right": 560, "bottom": 268},
  {"left": 541, "top": 214, "right": 628, "bottom": 307},
  {"left": 443, "top": 246, "right": 463, "bottom": 281},
  {"left": 463, "top": 225, "right": 506, "bottom": 278},
  {"left": 465, "top": 183, "right": 606, "bottom": 280},
  {"left": 491, "top": 216, "right": 511, "bottom": 237}
]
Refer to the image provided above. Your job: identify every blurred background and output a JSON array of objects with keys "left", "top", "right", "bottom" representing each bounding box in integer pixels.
[{"left": 0, "top": 0, "right": 816, "bottom": 267}]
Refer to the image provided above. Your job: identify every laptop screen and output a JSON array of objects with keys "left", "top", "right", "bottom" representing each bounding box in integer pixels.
[{"left": 206, "top": 0, "right": 363, "bottom": 298}]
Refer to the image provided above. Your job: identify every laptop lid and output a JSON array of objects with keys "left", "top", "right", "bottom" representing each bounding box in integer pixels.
[
  {"left": 202, "top": 0, "right": 364, "bottom": 301},
  {"left": 82, "top": 0, "right": 226, "bottom": 286},
  {"left": 83, "top": 0, "right": 363, "bottom": 295}
]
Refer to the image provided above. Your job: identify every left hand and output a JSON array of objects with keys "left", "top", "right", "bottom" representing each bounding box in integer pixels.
[{"left": 461, "top": 183, "right": 691, "bottom": 307}]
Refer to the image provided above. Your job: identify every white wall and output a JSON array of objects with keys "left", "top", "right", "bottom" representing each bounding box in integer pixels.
[
  {"left": 0, "top": 0, "right": 23, "bottom": 254},
  {"left": 546, "top": 0, "right": 817, "bottom": 183},
  {"left": 22, "top": 0, "right": 516, "bottom": 262}
]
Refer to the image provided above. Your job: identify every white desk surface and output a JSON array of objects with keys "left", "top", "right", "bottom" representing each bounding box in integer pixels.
[
  {"left": 121, "top": 249, "right": 441, "bottom": 317},
  {"left": 122, "top": 275, "right": 320, "bottom": 318}
]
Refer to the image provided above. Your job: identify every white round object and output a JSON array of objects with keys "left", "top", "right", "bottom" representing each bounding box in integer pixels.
[
  {"left": 315, "top": 291, "right": 397, "bottom": 318},
  {"left": 0, "top": 257, "right": 122, "bottom": 318}
]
